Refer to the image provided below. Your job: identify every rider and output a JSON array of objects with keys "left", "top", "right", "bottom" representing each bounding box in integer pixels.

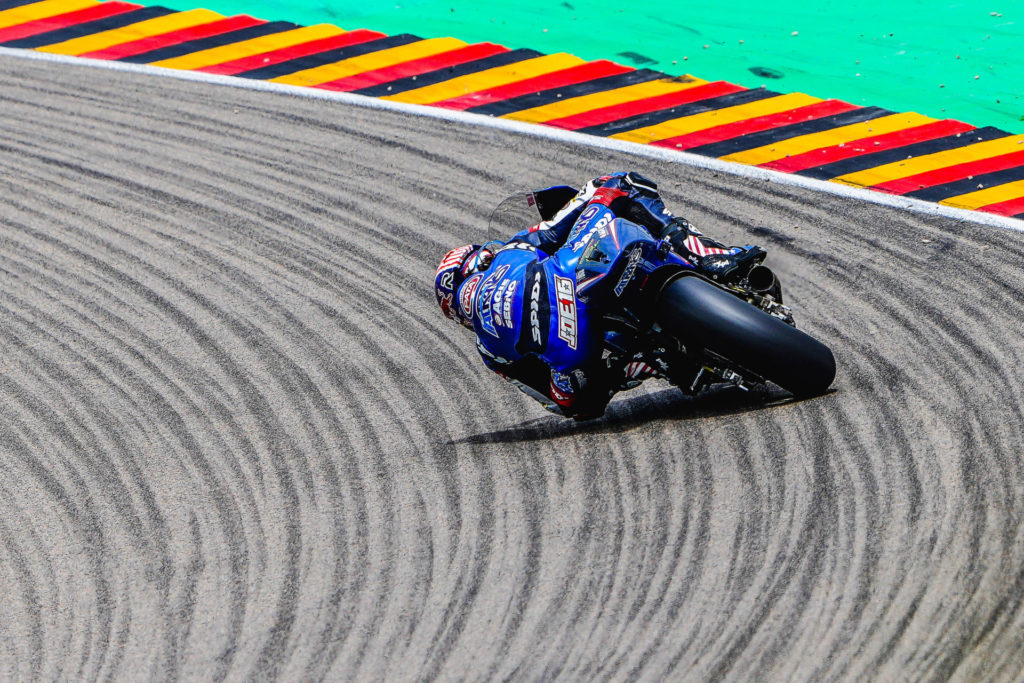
[{"left": 434, "top": 171, "right": 766, "bottom": 420}]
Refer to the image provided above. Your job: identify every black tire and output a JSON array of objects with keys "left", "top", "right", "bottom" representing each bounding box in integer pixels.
[{"left": 657, "top": 276, "right": 836, "bottom": 397}]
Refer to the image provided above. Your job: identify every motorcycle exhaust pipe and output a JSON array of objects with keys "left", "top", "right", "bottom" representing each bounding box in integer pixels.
[{"left": 746, "top": 265, "right": 777, "bottom": 294}]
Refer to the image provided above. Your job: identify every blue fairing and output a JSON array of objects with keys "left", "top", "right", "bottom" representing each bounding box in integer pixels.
[
  {"left": 464, "top": 203, "right": 694, "bottom": 372},
  {"left": 543, "top": 204, "right": 693, "bottom": 370}
]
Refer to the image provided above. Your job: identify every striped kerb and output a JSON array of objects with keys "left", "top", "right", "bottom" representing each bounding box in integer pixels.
[{"left": 2, "top": 0, "right": 1022, "bottom": 220}]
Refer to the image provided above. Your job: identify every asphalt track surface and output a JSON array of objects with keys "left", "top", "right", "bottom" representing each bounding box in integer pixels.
[{"left": 2, "top": 55, "right": 1024, "bottom": 681}]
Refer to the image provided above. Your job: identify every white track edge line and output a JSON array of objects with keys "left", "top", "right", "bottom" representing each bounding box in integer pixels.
[{"left": 4, "top": 46, "right": 1023, "bottom": 234}]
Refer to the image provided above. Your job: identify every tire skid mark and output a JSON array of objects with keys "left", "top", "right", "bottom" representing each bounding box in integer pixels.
[
  {"left": 3, "top": 208, "right": 311, "bottom": 679},
  {"left": 0, "top": 216, "right": 263, "bottom": 666},
  {"left": 0, "top": 371, "right": 114, "bottom": 680},
  {"left": 0, "top": 496, "right": 44, "bottom": 680}
]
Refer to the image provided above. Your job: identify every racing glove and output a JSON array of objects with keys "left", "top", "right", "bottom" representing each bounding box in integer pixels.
[{"left": 550, "top": 366, "right": 614, "bottom": 421}]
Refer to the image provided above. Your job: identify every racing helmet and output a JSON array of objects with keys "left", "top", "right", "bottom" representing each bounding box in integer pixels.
[{"left": 434, "top": 241, "right": 504, "bottom": 326}]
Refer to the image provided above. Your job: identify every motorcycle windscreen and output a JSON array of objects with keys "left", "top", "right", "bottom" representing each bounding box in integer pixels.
[
  {"left": 487, "top": 191, "right": 542, "bottom": 236},
  {"left": 486, "top": 186, "right": 580, "bottom": 235}
]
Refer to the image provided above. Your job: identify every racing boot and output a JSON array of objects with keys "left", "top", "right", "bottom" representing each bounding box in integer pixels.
[{"left": 696, "top": 245, "right": 767, "bottom": 284}]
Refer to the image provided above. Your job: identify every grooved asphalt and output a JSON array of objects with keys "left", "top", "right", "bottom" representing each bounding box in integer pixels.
[{"left": 2, "top": 55, "right": 1024, "bottom": 680}]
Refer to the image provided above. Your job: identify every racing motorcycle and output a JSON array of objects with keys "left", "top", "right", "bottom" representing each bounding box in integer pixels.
[{"left": 491, "top": 186, "right": 836, "bottom": 400}]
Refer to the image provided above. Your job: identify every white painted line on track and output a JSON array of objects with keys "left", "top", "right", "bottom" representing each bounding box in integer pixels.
[{"left": 4, "top": 45, "right": 1023, "bottom": 234}]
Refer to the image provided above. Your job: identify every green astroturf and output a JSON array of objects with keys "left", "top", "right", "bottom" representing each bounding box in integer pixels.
[{"left": 155, "top": 0, "right": 1024, "bottom": 133}]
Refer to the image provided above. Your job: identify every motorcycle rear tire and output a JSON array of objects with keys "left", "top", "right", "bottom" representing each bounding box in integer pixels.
[{"left": 656, "top": 276, "right": 836, "bottom": 397}]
